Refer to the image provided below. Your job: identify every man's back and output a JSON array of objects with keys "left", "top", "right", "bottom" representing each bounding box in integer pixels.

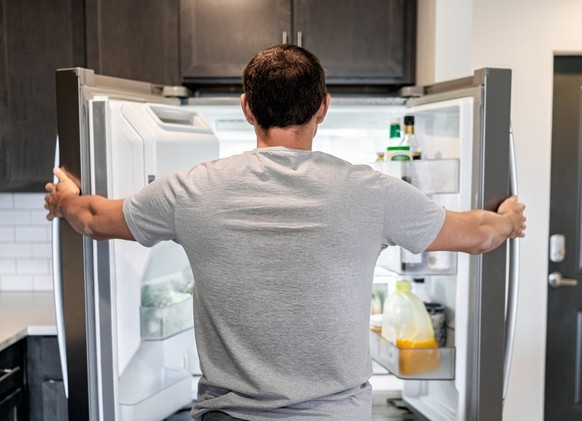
[{"left": 123, "top": 147, "right": 445, "bottom": 420}]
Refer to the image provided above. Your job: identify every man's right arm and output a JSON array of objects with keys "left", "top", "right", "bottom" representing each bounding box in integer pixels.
[
  {"left": 45, "top": 167, "right": 135, "bottom": 242},
  {"left": 426, "top": 196, "right": 526, "bottom": 255}
]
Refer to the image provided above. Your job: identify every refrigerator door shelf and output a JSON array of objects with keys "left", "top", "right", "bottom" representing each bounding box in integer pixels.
[
  {"left": 118, "top": 328, "right": 196, "bottom": 421},
  {"left": 371, "top": 159, "right": 460, "bottom": 194},
  {"left": 370, "top": 331, "right": 455, "bottom": 380},
  {"left": 377, "top": 248, "right": 457, "bottom": 276},
  {"left": 119, "top": 369, "right": 191, "bottom": 421}
]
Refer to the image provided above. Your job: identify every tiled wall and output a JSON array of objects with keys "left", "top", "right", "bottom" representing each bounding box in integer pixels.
[{"left": 0, "top": 193, "right": 53, "bottom": 291}]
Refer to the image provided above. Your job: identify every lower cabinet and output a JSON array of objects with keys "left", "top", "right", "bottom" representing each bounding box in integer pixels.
[
  {"left": 0, "top": 341, "right": 25, "bottom": 420},
  {"left": 26, "top": 336, "right": 68, "bottom": 421}
]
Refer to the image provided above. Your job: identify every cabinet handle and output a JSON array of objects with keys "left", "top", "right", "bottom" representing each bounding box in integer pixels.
[
  {"left": 282, "top": 31, "right": 288, "bottom": 44},
  {"left": 296, "top": 31, "right": 303, "bottom": 48},
  {"left": 0, "top": 366, "right": 20, "bottom": 383}
]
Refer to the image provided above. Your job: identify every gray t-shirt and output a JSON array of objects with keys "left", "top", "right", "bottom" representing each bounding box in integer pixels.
[{"left": 123, "top": 147, "right": 445, "bottom": 421}]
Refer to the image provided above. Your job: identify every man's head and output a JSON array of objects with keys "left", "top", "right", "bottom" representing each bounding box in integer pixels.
[{"left": 242, "top": 44, "right": 327, "bottom": 131}]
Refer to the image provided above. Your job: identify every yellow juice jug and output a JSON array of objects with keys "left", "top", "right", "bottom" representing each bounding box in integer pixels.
[{"left": 381, "top": 280, "right": 440, "bottom": 375}]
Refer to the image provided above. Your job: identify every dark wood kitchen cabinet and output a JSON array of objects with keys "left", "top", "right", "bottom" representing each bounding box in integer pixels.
[
  {"left": 0, "top": 0, "right": 84, "bottom": 192},
  {"left": 0, "top": 0, "right": 180, "bottom": 192},
  {"left": 84, "top": 0, "right": 180, "bottom": 85},
  {"left": 26, "top": 336, "right": 68, "bottom": 421},
  {"left": 0, "top": 341, "right": 26, "bottom": 420},
  {"left": 180, "top": 0, "right": 417, "bottom": 89}
]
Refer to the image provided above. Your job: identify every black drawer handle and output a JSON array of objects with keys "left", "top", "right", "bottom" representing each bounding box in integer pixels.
[{"left": 0, "top": 366, "right": 20, "bottom": 383}]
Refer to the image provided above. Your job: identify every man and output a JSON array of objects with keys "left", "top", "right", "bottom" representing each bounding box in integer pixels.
[{"left": 45, "top": 44, "right": 526, "bottom": 421}]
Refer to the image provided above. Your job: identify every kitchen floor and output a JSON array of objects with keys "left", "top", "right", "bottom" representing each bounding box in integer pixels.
[{"left": 165, "top": 398, "right": 418, "bottom": 420}]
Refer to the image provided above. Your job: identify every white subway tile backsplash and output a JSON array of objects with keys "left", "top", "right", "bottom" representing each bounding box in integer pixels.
[
  {"left": 33, "top": 276, "right": 54, "bottom": 291},
  {"left": 0, "top": 275, "right": 34, "bottom": 291},
  {"left": 0, "top": 227, "right": 14, "bottom": 242},
  {"left": 30, "top": 210, "right": 51, "bottom": 226},
  {"left": 0, "top": 194, "right": 14, "bottom": 209},
  {"left": 32, "top": 243, "right": 52, "bottom": 258},
  {"left": 0, "top": 211, "right": 30, "bottom": 226},
  {"left": 14, "top": 193, "right": 45, "bottom": 209},
  {"left": 0, "top": 193, "right": 53, "bottom": 292},
  {"left": 17, "top": 259, "right": 50, "bottom": 274},
  {"left": 15, "top": 226, "right": 50, "bottom": 242},
  {"left": 0, "top": 244, "right": 32, "bottom": 258},
  {"left": 0, "top": 260, "right": 16, "bottom": 274}
]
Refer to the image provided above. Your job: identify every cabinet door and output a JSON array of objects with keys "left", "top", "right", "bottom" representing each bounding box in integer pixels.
[
  {"left": 180, "top": 0, "right": 291, "bottom": 84},
  {"left": 0, "top": 388, "right": 25, "bottom": 421},
  {"left": 85, "top": 0, "right": 180, "bottom": 85},
  {"left": 0, "top": 0, "right": 84, "bottom": 192},
  {"left": 27, "top": 336, "right": 68, "bottom": 421},
  {"left": 293, "top": 0, "right": 416, "bottom": 85}
]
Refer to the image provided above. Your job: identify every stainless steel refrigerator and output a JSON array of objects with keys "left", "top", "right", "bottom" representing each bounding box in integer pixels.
[{"left": 53, "top": 67, "right": 517, "bottom": 421}]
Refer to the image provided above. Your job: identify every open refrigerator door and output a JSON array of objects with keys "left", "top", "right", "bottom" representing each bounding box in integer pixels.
[
  {"left": 369, "top": 69, "right": 514, "bottom": 421},
  {"left": 55, "top": 67, "right": 220, "bottom": 421},
  {"left": 90, "top": 98, "right": 218, "bottom": 420}
]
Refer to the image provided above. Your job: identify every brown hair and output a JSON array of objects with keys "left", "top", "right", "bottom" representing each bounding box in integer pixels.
[{"left": 242, "top": 44, "right": 327, "bottom": 130}]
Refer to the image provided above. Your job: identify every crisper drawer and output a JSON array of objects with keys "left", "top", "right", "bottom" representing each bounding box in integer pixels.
[
  {"left": 370, "top": 331, "right": 455, "bottom": 380},
  {"left": 0, "top": 341, "right": 24, "bottom": 399}
]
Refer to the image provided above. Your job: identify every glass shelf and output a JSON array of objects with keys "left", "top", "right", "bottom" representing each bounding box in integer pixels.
[
  {"left": 369, "top": 331, "right": 455, "bottom": 380},
  {"left": 140, "top": 296, "right": 194, "bottom": 340}
]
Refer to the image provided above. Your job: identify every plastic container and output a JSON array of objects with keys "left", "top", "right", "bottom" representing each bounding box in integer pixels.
[{"left": 381, "top": 280, "right": 440, "bottom": 375}]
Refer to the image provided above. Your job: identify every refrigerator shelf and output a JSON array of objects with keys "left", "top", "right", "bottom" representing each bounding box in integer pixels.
[
  {"left": 369, "top": 331, "right": 455, "bottom": 380},
  {"left": 140, "top": 296, "right": 194, "bottom": 340}
]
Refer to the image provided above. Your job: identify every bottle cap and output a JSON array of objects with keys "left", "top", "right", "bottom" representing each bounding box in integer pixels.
[
  {"left": 396, "top": 279, "right": 411, "bottom": 291},
  {"left": 404, "top": 115, "right": 414, "bottom": 125}
]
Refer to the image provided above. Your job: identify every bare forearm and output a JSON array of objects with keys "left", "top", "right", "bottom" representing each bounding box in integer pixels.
[
  {"left": 58, "top": 195, "right": 133, "bottom": 241},
  {"left": 464, "top": 209, "right": 515, "bottom": 254},
  {"left": 427, "top": 196, "right": 526, "bottom": 255}
]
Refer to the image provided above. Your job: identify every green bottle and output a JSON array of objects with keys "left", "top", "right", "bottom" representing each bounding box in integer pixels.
[{"left": 387, "top": 119, "right": 411, "bottom": 161}]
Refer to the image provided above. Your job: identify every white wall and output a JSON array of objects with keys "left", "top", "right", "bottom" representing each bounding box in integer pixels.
[
  {"left": 472, "top": 2, "right": 550, "bottom": 420},
  {"left": 428, "top": 0, "right": 582, "bottom": 419}
]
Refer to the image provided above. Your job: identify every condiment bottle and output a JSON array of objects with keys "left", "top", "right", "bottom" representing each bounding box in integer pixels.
[
  {"left": 386, "top": 118, "right": 411, "bottom": 161},
  {"left": 403, "top": 115, "right": 421, "bottom": 160}
]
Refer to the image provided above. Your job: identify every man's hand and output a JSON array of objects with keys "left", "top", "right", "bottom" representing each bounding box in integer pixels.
[
  {"left": 497, "top": 195, "right": 526, "bottom": 239},
  {"left": 44, "top": 167, "right": 80, "bottom": 220}
]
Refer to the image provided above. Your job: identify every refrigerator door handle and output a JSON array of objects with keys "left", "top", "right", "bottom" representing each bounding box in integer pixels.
[
  {"left": 51, "top": 137, "right": 69, "bottom": 398},
  {"left": 503, "top": 125, "right": 519, "bottom": 401}
]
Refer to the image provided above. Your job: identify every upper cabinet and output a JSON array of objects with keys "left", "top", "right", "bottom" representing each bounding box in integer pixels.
[
  {"left": 180, "top": 0, "right": 417, "bottom": 90},
  {"left": 85, "top": 0, "right": 180, "bottom": 85},
  {"left": 0, "top": 0, "right": 84, "bottom": 192},
  {"left": 180, "top": 0, "right": 291, "bottom": 85}
]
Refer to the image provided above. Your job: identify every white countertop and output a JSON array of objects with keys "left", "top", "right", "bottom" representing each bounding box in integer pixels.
[{"left": 0, "top": 292, "right": 57, "bottom": 351}]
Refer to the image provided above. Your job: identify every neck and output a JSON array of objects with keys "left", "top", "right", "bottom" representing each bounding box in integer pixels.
[{"left": 255, "top": 119, "right": 317, "bottom": 151}]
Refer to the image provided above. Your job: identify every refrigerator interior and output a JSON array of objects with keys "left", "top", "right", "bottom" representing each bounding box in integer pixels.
[
  {"left": 93, "top": 94, "right": 474, "bottom": 420},
  {"left": 189, "top": 97, "right": 476, "bottom": 421}
]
